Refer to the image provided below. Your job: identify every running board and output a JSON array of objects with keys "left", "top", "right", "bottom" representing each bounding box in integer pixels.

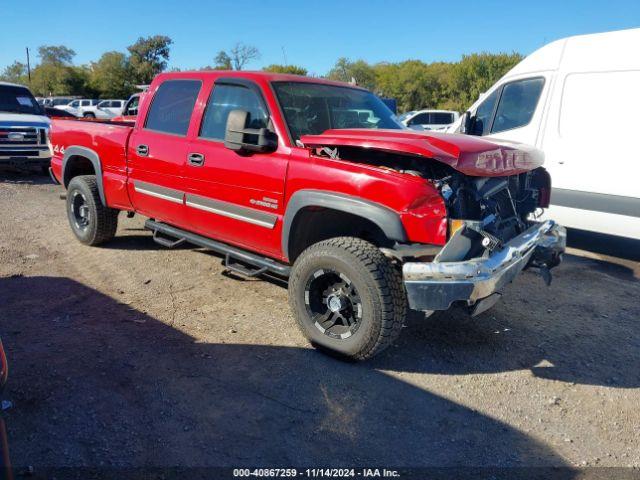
[{"left": 145, "top": 220, "right": 290, "bottom": 277}]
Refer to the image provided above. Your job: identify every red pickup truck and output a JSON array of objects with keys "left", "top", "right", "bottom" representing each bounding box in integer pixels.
[{"left": 50, "top": 71, "right": 565, "bottom": 360}]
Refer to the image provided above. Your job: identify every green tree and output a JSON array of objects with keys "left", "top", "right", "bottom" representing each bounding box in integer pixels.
[
  {"left": 448, "top": 52, "right": 523, "bottom": 112},
  {"left": 375, "top": 60, "right": 455, "bottom": 112},
  {"left": 327, "top": 58, "right": 376, "bottom": 90},
  {"left": 127, "top": 35, "right": 173, "bottom": 84},
  {"left": 37, "top": 45, "right": 76, "bottom": 65},
  {"left": 0, "top": 61, "right": 28, "bottom": 84},
  {"left": 89, "top": 51, "right": 132, "bottom": 98},
  {"left": 262, "top": 64, "right": 307, "bottom": 75},
  {"left": 213, "top": 51, "right": 233, "bottom": 70},
  {"left": 30, "top": 63, "right": 75, "bottom": 96}
]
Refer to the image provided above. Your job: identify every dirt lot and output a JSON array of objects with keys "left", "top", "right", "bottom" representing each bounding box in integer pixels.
[{"left": 0, "top": 172, "right": 639, "bottom": 474}]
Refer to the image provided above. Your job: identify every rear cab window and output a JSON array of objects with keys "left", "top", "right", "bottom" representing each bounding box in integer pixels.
[{"left": 144, "top": 80, "right": 202, "bottom": 136}]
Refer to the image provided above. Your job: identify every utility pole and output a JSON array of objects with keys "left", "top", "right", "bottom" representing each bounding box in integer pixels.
[
  {"left": 281, "top": 46, "right": 288, "bottom": 66},
  {"left": 25, "top": 47, "right": 31, "bottom": 83}
]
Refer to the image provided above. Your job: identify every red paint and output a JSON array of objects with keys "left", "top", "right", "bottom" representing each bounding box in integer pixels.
[
  {"left": 51, "top": 71, "right": 545, "bottom": 262},
  {"left": 300, "top": 129, "right": 544, "bottom": 176}
]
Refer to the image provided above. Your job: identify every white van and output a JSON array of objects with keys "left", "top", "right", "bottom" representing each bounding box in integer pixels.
[{"left": 449, "top": 28, "right": 640, "bottom": 241}]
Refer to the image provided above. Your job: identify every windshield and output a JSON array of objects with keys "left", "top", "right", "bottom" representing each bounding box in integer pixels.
[
  {"left": 397, "top": 111, "right": 415, "bottom": 122},
  {"left": 0, "top": 85, "right": 42, "bottom": 115},
  {"left": 272, "top": 82, "right": 403, "bottom": 141}
]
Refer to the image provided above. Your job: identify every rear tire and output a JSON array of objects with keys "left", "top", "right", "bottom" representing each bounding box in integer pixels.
[
  {"left": 289, "top": 237, "right": 407, "bottom": 361},
  {"left": 83, "top": 112, "right": 95, "bottom": 119},
  {"left": 66, "top": 175, "right": 118, "bottom": 246}
]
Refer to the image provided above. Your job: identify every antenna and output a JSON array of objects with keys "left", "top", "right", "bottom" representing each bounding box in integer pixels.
[
  {"left": 281, "top": 46, "right": 288, "bottom": 65},
  {"left": 26, "top": 47, "right": 31, "bottom": 83}
]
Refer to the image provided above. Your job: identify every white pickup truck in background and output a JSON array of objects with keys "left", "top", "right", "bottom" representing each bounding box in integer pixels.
[
  {"left": 399, "top": 109, "right": 459, "bottom": 131},
  {"left": 56, "top": 98, "right": 100, "bottom": 117},
  {"left": 449, "top": 28, "right": 640, "bottom": 241},
  {"left": 92, "top": 99, "right": 125, "bottom": 119}
]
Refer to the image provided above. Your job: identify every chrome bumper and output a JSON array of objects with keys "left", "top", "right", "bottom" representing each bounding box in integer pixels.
[
  {"left": 0, "top": 146, "right": 51, "bottom": 165},
  {"left": 403, "top": 220, "right": 566, "bottom": 313}
]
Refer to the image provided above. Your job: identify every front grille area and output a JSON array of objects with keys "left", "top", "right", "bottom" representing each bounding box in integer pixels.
[
  {"left": 0, "top": 127, "right": 43, "bottom": 146},
  {"left": 445, "top": 167, "right": 550, "bottom": 244},
  {"left": 0, "top": 150, "right": 41, "bottom": 157}
]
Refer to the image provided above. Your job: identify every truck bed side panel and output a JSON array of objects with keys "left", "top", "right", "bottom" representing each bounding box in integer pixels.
[{"left": 51, "top": 119, "right": 134, "bottom": 209}]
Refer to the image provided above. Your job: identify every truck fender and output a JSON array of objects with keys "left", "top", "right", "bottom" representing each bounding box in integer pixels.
[
  {"left": 281, "top": 189, "right": 407, "bottom": 260},
  {"left": 62, "top": 146, "right": 106, "bottom": 206}
]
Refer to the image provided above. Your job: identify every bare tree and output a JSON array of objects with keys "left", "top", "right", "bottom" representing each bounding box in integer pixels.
[
  {"left": 214, "top": 43, "right": 260, "bottom": 71},
  {"left": 229, "top": 43, "right": 260, "bottom": 70}
]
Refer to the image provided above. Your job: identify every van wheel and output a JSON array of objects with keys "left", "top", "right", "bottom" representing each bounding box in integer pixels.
[
  {"left": 289, "top": 237, "right": 407, "bottom": 361},
  {"left": 66, "top": 175, "right": 118, "bottom": 246},
  {"left": 83, "top": 112, "right": 95, "bottom": 119}
]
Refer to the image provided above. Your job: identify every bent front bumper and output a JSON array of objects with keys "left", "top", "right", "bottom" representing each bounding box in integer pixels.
[{"left": 403, "top": 220, "right": 566, "bottom": 313}]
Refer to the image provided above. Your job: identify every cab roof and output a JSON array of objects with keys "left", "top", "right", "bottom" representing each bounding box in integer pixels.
[{"left": 152, "top": 70, "right": 368, "bottom": 90}]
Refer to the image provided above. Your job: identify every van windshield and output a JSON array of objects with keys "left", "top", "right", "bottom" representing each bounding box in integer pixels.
[
  {"left": 0, "top": 85, "right": 43, "bottom": 115},
  {"left": 272, "top": 82, "right": 403, "bottom": 141}
]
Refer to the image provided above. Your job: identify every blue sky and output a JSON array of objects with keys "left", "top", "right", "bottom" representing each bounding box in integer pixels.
[{"left": 2, "top": 0, "right": 639, "bottom": 74}]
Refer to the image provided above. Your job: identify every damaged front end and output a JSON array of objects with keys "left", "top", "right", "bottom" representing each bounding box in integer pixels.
[
  {"left": 403, "top": 151, "right": 566, "bottom": 315},
  {"left": 300, "top": 129, "right": 566, "bottom": 316},
  {"left": 403, "top": 220, "right": 565, "bottom": 315}
]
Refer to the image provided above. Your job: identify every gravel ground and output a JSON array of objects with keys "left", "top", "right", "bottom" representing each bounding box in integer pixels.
[{"left": 0, "top": 172, "right": 639, "bottom": 475}]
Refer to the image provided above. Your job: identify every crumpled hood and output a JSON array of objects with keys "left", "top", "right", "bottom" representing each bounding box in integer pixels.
[{"left": 300, "top": 129, "right": 544, "bottom": 176}]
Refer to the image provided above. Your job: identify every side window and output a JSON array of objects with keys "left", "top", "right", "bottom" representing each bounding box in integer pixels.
[
  {"left": 199, "top": 84, "right": 268, "bottom": 141},
  {"left": 408, "top": 112, "right": 430, "bottom": 125},
  {"left": 126, "top": 96, "right": 140, "bottom": 115},
  {"left": 144, "top": 80, "right": 201, "bottom": 136},
  {"left": 491, "top": 78, "right": 545, "bottom": 133},
  {"left": 70, "top": 100, "right": 80, "bottom": 107},
  {"left": 432, "top": 112, "right": 454, "bottom": 124},
  {"left": 471, "top": 89, "right": 499, "bottom": 136}
]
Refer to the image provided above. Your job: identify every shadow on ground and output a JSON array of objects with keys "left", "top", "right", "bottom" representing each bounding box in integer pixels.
[
  {"left": 0, "top": 171, "right": 52, "bottom": 186},
  {"left": 377, "top": 253, "right": 640, "bottom": 389},
  {"left": 0, "top": 275, "right": 571, "bottom": 473}
]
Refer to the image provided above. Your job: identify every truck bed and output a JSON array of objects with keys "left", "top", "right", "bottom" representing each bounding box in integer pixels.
[{"left": 50, "top": 117, "right": 135, "bottom": 210}]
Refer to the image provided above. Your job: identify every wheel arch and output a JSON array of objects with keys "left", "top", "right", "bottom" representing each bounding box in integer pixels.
[
  {"left": 62, "top": 146, "right": 106, "bottom": 205},
  {"left": 282, "top": 190, "right": 407, "bottom": 262}
]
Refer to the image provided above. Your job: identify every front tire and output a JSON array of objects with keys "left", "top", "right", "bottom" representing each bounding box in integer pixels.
[
  {"left": 289, "top": 237, "right": 407, "bottom": 361},
  {"left": 66, "top": 175, "right": 118, "bottom": 246}
]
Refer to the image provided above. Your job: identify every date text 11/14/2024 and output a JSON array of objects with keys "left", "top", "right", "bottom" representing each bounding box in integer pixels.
[{"left": 232, "top": 468, "right": 401, "bottom": 478}]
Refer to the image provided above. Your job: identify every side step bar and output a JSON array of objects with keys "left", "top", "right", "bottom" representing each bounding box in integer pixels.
[{"left": 145, "top": 220, "right": 290, "bottom": 277}]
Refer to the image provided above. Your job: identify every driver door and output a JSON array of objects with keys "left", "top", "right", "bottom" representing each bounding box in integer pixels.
[{"left": 184, "top": 79, "right": 288, "bottom": 257}]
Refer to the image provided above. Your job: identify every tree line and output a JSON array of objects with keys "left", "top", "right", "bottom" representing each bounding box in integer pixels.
[{"left": 1, "top": 35, "right": 521, "bottom": 113}]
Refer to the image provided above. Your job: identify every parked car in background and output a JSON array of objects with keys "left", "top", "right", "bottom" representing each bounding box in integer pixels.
[
  {"left": 399, "top": 109, "right": 459, "bottom": 131},
  {"left": 0, "top": 81, "right": 52, "bottom": 173},
  {"left": 449, "top": 27, "right": 640, "bottom": 241},
  {"left": 56, "top": 99, "right": 100, "bottom": 118},
  {"left": 93, "top": 99, "right": 125, "bottom": 119},
  {"left": 50, "top": 71, "right": 564, "bottom": 361},
  {"left": 42, "top": 96, "right": 77, "bottom": 108},
  {"left": 112, "top": 92, "right": 143, "bottom": 122}
]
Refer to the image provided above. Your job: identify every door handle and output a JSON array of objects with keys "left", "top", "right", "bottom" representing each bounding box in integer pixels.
[
  {"left": 137, "top": 144, "right": 149, "bottom": 156},
  {"left": 188, "top": 152, "right": 205, "bottom": 166}
]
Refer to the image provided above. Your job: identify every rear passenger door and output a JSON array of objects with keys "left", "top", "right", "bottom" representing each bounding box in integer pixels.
[
  {"left": 184, "top": 79, "right": 288, "bottom": 257},
  {"left": 127, "top": 79, "right": 202, "bottom": 229}
]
